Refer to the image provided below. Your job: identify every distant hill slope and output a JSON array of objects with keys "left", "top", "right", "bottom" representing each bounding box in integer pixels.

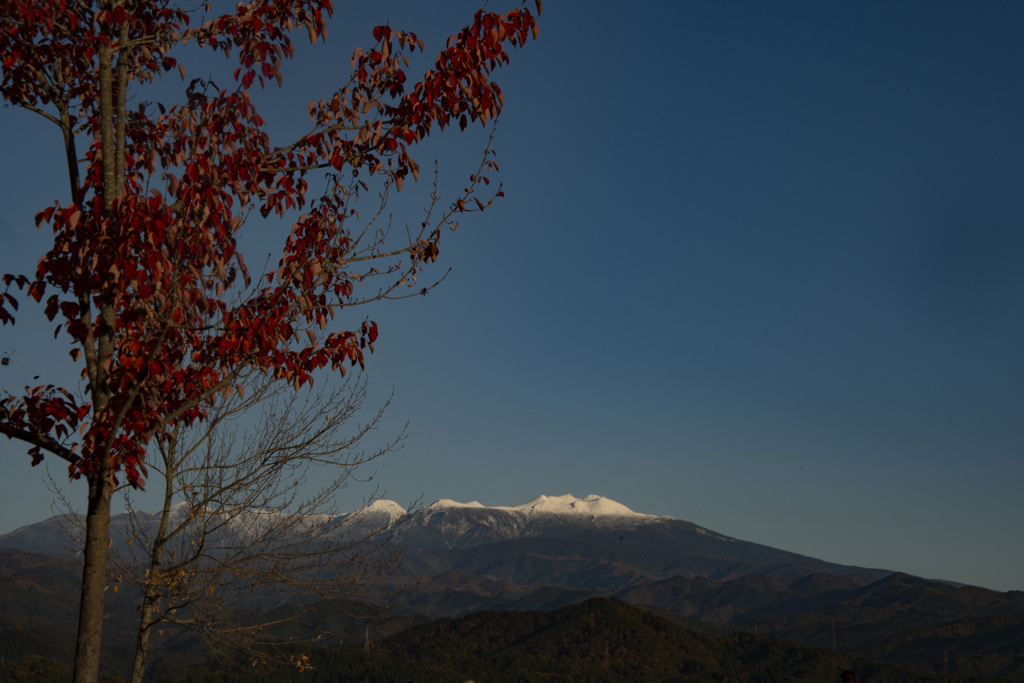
[
  {"left": 181, "top": 599, "right": 1003, "bottom": 683},
  {"left": 3, "top": 547, "right": 1023, "bottom": 680},
  {"left": 0, "top": 549, "right": 421, "bottom": 682},
  {"left": 616, "top": 571, "right": 1024, "bottom": 679},
  {"left": 388, "top": 495, "right": 890, "bottom": 587}
]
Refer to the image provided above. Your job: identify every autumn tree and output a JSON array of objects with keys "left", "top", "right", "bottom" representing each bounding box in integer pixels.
[{"left": 0, "top": 1, "right": 541, "bottom": 682}]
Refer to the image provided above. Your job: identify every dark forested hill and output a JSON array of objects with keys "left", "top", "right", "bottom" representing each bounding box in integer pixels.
[
  {"left": 151, "top": 599, "right": 1015, "bottom": 683},
  {"left": 616, "top": 571, "right": 1024, "bottom": 679},
  {"left": 5, "top": 548, "right": 1024, "bottom": 680}
]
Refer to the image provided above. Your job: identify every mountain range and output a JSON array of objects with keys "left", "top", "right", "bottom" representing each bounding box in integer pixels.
[
  {"left": 2, "top": 493, "right": 1023, "bottom": 679},
  {"left": 0, "top": 493, "right": 891, "bottom": 585}
]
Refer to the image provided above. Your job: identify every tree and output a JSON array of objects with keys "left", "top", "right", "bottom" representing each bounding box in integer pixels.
[
  {"left": 90, "top": 372, "right": 407, "bottom": 682},
  {"left": 0, "top": 1, "right": 541, "bottom": 681}
]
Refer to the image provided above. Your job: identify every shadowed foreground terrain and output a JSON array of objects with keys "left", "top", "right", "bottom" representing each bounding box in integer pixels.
[{"left": 3, "top": 596, "right": 1018, "bottom": 683}]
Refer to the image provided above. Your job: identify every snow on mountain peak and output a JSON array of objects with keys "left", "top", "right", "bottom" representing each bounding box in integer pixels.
[
  {"left": 345, "top": 499, "right": 407, "bottom": 524},
  {"left": 417, "top": 494, "right": 653, "bottom": 520},
  {"left": 426, "top": 499, "right": 486, "bottom": 511},
  {"left": 418, "top": 498, "right": 486, "bottom": 525},
  {"left": 362, "top": 499, "right": 407, "bottom": 517},
  {"left": 508, "top": 494, "right": 651, "bottom": 519}
]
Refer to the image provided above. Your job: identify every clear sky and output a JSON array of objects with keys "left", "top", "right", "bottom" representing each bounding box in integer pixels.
[{"left": 1, "top": 1, "right": 1023, "bottom": 592}]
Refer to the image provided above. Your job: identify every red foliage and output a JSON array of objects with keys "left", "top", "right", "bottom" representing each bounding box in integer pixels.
[{"left": 0, "top": 0, "right": 541, "bottom": 488}]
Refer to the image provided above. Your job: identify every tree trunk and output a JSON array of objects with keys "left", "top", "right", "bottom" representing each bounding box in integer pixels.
[
  {"left": 72, "top": 29, "right": 121, "bottom": 683},
  {"left": 130, "top": 582, "right": 160, "bottom": 683},
  {"left": 130, "top": 461, "right": 173, "bottom": 683},
  {"left": 73, "top": 472, "right": 114, "bottom": 683}
]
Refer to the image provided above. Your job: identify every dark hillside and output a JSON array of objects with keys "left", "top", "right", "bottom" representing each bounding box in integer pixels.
[{"left": 169, "top": 599, "right": 1013, "bottom": 683}]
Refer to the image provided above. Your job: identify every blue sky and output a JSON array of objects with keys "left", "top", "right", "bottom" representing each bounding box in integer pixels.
[{"left": 2, "top": 1, "right": 1023, "bottom": 592}]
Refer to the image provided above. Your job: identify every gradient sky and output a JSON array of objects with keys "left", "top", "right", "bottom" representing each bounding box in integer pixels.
[{"left": 2, "top": 1, "right": 1023, "bottom": 592}]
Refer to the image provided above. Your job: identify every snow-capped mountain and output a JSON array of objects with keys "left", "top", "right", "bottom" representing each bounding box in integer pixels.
[
  {"left": 425, "top": 493, "right": 656, "bottom": 520},
  {"left": 0, "top": 493, "right": 663, "bottom": 557},
  {"left": 0, "top": 496, "right": 408, "bottom": 559},
  {"left": 385, "top": 494, "right": 885, "bottom": 595},
  {"left": 396, "top": 494, "right": 669, "bottom": 553},
  {"left": 0, "top": 493, "right": 673, "bottom": 556},
  {"left": 0, "top": 493, "right": 891, "bottom": 599}
]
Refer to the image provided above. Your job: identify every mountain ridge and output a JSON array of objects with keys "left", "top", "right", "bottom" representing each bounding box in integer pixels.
[
  {"left": 3, "top": 489, "right": 1024, "bottom": 679},
  {"left": 0, "top": 492, "right": 893, "bottom": 584}
]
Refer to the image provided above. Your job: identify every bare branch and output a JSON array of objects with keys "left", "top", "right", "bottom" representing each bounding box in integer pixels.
[{"left": 102, "top": 372, "right": 408, "bottom": 679}]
